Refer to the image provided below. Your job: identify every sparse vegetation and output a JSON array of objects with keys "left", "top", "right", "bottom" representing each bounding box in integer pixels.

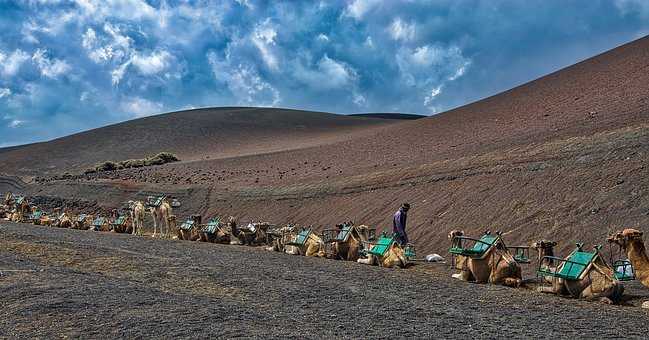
[{"left": 84, "top": 152, "right": 179, "bottom": 174}]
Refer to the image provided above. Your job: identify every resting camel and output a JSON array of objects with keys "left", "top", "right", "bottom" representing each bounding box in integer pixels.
[
  {"left": 149, "top": 197, "right": 173, "bottom": 238},
  {"left": 199, "top": 217, "right": 231, "bottom": 244},
  {"left": 110, "top": 211, "right": 133, "bottom": 234},
  {"left": 72, "top": 214, "right": 93, "bottom": 230},
  {"left": 326, "top": 223, "right": 375, "bottom": 261},
  {"left": 357, "top": 235, "right": 408, "bottom": 268},
  {"left": 53, "top": 212, "right": 73, "bottom": 228},
  {"left": 284, "top": 227, "right": 325, "bottom": 257},
  {"left": 231, "top": 221, "right": 270, "bottom": 246},
  {"left": 177, "top": 215, "right": 202, "bottom": 241},
  {"left": 608, "top": 229, "right": 649, "bottom": 288},
  {"left": 266, "top": 225, "right": 296, "bottom": 252},
  {"left": 448, "top": 230, "right": 522, "bottom": 287},
  {"left": 9, "top": 196, "right": 30, "bottom": 223},
  {"left": 532, "top": 240, "right": 624, "bottom": 304}
]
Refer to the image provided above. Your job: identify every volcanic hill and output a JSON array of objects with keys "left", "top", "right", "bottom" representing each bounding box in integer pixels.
[{"left": 2, "top": 36, "right": 649, "bottom": 254}]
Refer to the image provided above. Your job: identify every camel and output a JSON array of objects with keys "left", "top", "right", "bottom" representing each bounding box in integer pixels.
[
  {"left": 39, "top": 213, "right": 54, "bottom": 227},
  {"left": 128, "top": 201, "right": 146, "bottom": 236},
  {"left": 149, "top": 197, "right": 173, "bottom": 238},
  {"left": 608, "top": 229, "right": 649, "bottom": 288},
  {"left": 448, "top": 230, "right": 522, "bottom": 287},
  {"left": 89, "top": 216, "right": 111, "bottom": 232},
  {"left": 324, "top": 222, "right": 375, "bottom": 261},
  {"left": 111, "top": 212, "right": 132, "bottom": 234},
  {"left": 9, "top": 195, "right": 30, "bottom": 223},
  {"left": 266, "top": 225, "right": 299, "bottom": 253},
  {"left": 533, "top": 240, "right": 624, "bottom": 304},
  {"left": 53, "top": 212, "right": 73, "bottom": 228},
  {"left": 177, "top": 215, "right": 202, "bottom": 241},
  {"left": 199, "top": 217, "right": 231, "bottom": 244},
  {"left": 357, "top": 232, "right": 408, "bottom": 268},
  {"left": 231, "top": 220, "right": 271, "bottom": 246},
  {"left": 284, "top": 227, "right": 326, "bottom": 257},
  {"left": 72, "top": 214, "right": 93, "bottom": 230}
]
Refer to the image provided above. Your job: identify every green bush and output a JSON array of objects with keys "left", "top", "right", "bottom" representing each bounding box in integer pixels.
[{"left": 84, "top": 152, "right": 179, "bottom": 174}]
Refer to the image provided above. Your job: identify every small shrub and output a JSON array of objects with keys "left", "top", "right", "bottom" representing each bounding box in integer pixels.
[{"left": 84, "top": 152, "right": 179, "bottom": 174}]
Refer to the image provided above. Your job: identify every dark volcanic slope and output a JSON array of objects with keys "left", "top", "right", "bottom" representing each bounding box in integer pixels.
[{"left": 0, "top": 107, "right": 398, "bottom": 176}]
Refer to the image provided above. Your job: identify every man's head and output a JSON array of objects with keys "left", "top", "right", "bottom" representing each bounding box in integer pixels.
[{"left": 401, "top": 203, "right": 410, "bottom": 212}]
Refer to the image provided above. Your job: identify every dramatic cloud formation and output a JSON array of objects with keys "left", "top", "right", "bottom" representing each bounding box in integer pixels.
[{"left": 0, "top": 0, "right": 648, "bottom": 146}]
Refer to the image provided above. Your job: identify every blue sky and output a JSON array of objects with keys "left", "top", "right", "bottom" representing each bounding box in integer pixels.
[{"left": 0, "top": 0, "right": 648, "bottom": 147}]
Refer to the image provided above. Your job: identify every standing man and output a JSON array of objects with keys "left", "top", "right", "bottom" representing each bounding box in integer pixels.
[{"left": 393, "top": 203, "right": 410, "bottom": 245}]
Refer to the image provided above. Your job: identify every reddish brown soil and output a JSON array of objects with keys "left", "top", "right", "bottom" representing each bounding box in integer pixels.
[{"left": 2, "top": 36, "right": 649, "bottom": 257}]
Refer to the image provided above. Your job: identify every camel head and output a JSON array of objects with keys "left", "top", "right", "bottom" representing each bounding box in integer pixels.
[
  {"left": 448, "top": 229, "right": 464, "bottom": 240},
  {"left": 531, "top": 240, "right": 557, "bottom": 265},
  {"left": 608, "top": 228, "right": 644, "bottom": 250}
]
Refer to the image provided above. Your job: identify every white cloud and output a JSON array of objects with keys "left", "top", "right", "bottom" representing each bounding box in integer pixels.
[
  {"left": 0, "top": 88, "right": 11, "bottom": 98},
  {"left": 0, "top": 50, "right": 30, "bottom": 78},
  {"left": 75, "top": 0, "right": 157, "bottom": 21},
  {"left": 120, "top": 96, "right": 163, "bottom": 118},
  {"left": 364, "top": 36, "right": 374, "bottom": 48},
  {"left": 235, "top": 0, "right": 254, "bottom": 9},
  {"left": 131, "top": 50, "right": 172, "bottom": 75},
  {"left": 389, "top": 18, "right": 416, "bottom": 42},
  {"left": 353, "top": 92, "right": 367, "bottom": 106},
  {"left": 32, "top": 49, "right": 71, "bottom": 79},
  {"left": 8, "top": 119, "right": 25, "bottom": 128},
  {"left": 207, "top": 51, "right": 280, "bottom": 106},
  {"left": 317, "top": 33, "right": 329, "bottom": 42},
  {"left": 615, "top": 0, "right": 649, "bottom": 17},
  {"left": 424, "top": 85, "right": 442, "bottom": 106},
  {"left": 251, "top": 19, "right": 279, "bottom": 70},
  {"left": 294, "top": 55, "right": 358, "bottom": 90},
  {"left": 344, "top": 0, "right": 381, "bottom": 20},
  {"left": 111, "top": 60, "right": 131, "bottom": 85}
]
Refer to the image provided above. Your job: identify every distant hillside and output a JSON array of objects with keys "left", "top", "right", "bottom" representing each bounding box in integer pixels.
[
  {"left": 349, "top": 113, "right": 425, "bottom": 120},
  {"left": 0, "top": 107, "right": 399, "bottom": 176}
]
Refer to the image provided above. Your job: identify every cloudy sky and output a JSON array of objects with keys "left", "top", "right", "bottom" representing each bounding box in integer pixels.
[{"left": 0, "top": 0, "right": 648, "bottom": 147}]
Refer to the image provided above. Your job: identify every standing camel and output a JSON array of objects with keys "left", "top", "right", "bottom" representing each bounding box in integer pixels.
[
  {"left": 149, "top": 197, "right": 173, "bottom": 238},
  {"left": 129, "top": 201, "right": 146, "bottom": 236}
]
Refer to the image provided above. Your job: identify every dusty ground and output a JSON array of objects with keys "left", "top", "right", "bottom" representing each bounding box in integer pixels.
[{"left": 2, "top": 222, "right": 649, "bottom": 339}]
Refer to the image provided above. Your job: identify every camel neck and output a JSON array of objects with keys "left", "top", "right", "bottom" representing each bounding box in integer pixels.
[{"left": 627, "top": 240, "right": 649, "bottom": 285}]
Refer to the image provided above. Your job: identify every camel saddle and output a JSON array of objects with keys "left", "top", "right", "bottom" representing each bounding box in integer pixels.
[
  {"left": 111, "top": 215, "right": 127, "bottom": 226},
  {"left": 179, "top": 219, "right": 196, "bottom": 231},
  {"left": 365, "top": 233, "right": 396, "bottom": 257},
  {"left": 286, "top": 229, "right": 311, "bottom": 246},
  {"left": 76, "top": 214, "right": 87, "bottom": 222},
  {"left": 537, "top": 244, "right": 599, "bottom": 280},
  {"left": 146, "top": 196, "right": 165, "bottom": 207},
  {"left": 449, "top": 233, "right": 499, "bottom": 259},
  {"left": 203, "top": 218, "right": 221, "bottom": 234},
  {"left": 613, "top": 260, "right": 635, "bottom": 281},
  {"left": 92, "top": 217, "right": 107, "bottom": 227},
  {"left": 30, "top": 210, "right": 43, "bottom": 220}
]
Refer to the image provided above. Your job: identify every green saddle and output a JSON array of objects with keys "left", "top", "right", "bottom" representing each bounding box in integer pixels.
[
  {"left": 613, "top": 260, "right": 635, "bottom": 281},
  {"left": 404, "top": 244, "right": 416, "bottom": 259},
  {"left": 14, "top": 196, "right": 25, "bottom": 204},
  {"left": 335, "top": 225, "right": 354, "bottom": 242},
  {"left": 77, "top": 214, "right": 87, "bottom": 222},
  {"left": 288, "top": 229, "right": 311, "bottom": 246},
  {"left": 92, "top": 217, "right": 106, "bottom": 226},
  {"left": 203, "top": 218, "right": 221, "bottom": 234},
  {"left": 538, "top": 247, "right": 597, "bottom": 280},
  {"left": 449, "top": 234, "right": 498, "bottom": 257},
  {"left": 366, "top": 234, "right": 396, "bottom": 257},
  {"left": 179, "top": 219, "right": 195, "bottom": 231},
  {"left": 112, "top": 215, "right": 127, "bottom": 226},
  {"left": 31, "top": 211, "right": 43, "bottom": 219}
]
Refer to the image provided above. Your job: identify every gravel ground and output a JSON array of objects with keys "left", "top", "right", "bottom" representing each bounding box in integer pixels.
[{"left": 2, "top": 221, "right": 649, "bottom": 339}]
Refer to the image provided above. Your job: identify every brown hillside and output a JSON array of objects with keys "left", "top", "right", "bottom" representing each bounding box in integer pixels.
[{"left": 5, "top": 36, "right": 649, "bottom": 255}]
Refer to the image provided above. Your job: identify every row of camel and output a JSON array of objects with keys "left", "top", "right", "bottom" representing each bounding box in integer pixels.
[
  {"left": 4, "top": 193, "right": 649, "bottom": 304},
  {"left": 0, "top": 193, "right": 408, "bottom": 268},
  {"left": 449, "top": 229, "right": 649, "bottom": 305}
]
